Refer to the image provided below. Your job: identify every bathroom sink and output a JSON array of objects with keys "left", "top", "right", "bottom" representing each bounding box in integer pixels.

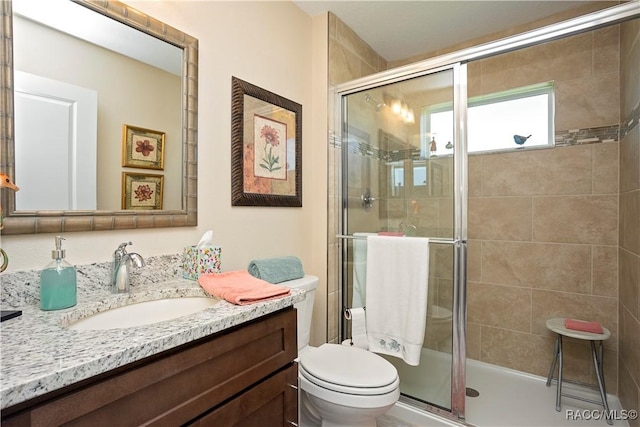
[{"left": 67, "top": 297, "right": 218, "bottom": 330}]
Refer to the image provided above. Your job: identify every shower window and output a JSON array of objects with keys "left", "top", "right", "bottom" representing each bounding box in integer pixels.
[{"left": 422, "top": 81, "right": 555, "bottom": 156}]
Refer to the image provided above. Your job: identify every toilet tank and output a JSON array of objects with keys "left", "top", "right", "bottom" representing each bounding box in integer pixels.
[{"left": 280, "top": 275, "right": 318, "bottom": 350}]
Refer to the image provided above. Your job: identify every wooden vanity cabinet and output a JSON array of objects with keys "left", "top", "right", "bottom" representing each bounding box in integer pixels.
[{"left": 2, "top": 308, "right": 298, "bottom": 427}]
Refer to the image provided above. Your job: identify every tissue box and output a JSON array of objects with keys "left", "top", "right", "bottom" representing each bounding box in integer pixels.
[{"left": 182, "top": 246, "right": 222, "bottom": 280}]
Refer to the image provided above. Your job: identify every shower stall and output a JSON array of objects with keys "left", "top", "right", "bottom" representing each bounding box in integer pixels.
[{"left": 332, "top": 3, "right": 639, "bottom": 424}]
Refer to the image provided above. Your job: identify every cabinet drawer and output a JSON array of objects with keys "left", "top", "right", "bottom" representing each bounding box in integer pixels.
[
  {"left": 189, "top": 363, "right": 298, "bottom": 427},
  {"left": 2, "top": 308, "right": 297, "bottom": 426}
]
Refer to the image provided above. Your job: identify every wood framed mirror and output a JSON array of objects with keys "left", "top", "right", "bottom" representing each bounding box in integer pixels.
[{"left": 0, "top": 0, "right": 198, "bottom": 234}]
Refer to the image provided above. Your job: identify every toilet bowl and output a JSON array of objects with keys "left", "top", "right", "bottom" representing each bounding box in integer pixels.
[
  {"left": 280, "top": 275, "right": 400, "bottom": 427},
  {"left": 299, "top": 343, "right": 400, "bottom": 427}
]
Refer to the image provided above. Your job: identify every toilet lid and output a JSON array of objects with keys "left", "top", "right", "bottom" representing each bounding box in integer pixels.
[{"left": 299, "top": 343, "right": 398, "bottom": 389}]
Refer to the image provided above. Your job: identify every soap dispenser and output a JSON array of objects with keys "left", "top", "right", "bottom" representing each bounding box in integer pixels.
[{"left": 40, "top": 236, "right": 77, "bottom": 311}]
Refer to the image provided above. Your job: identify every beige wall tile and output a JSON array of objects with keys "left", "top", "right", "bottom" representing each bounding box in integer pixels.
[
  {"left": 592, "top": 142, "right": 619, "bottom": 195},
  {"left": 620, "top": 19, "right": 640, "bottom": 117},
  {"left": 593, "top": 26, "right": 620, "bottom": 76},
  {"left": 467, "top": 240, "right": 482, "bottom": 282},
  {"left": 327, "top": 289, "right": 337, "bottom": 343},
  {"left": 481, "top": 146, "right": 592, "bottom": 197},
  {"left": 468, "top": 282, "right": 531, "bottom": 332},
  {"left": 482, "top": 241, "right": 591, "bottom": 292},
  {"left": 480, "top": 326, "right": 555, "bottom": 377},
  {"left": 600, "top": 347, "right": 619, "bottom": 396},
  {"left": 327, "top": 243, "right": 338, "bottom": 294},
  {"left": 555, "top": 72, "right": 620, "bottom": 131},
  {"left": 329, "top": 38, "right": 360, "bottom": 85},
  {"left": 438, "top": 198, "right": 454, "bottom": 236},
  {"left": 430, "top": 245, "right": 454, "bottom": 281},
  {"left": 618, "top": 355, "right": 640, "bottom": 425},
  {"left": 328, "top": 12, "right": 337, "bottom": 38},
  {"left": 559, "top": 338, "right": 610, "bottom": 385},
  {"left": 621, "top": 307, "right": 640, "bottom": 391},
  {"left": 620, "top": 126, "right": 640, "bottom": 194},
  {"left": 532, "top": 145, "right": 594, "bottom": 196},
  {"left": 468, "top": 155, "right": 482, "bottom": 197},
  {"left": 466, "top": 322, "right": 482, "bottom": 361},
  {"left": 413, "top": 199, "right": 440, "bottom": 230},
  {"left": 479, "top": 32, "right": 592, "bottom": 95},
  {"left": 481, "top": 152, "right": 537, "bottom": 196},
  {"left": 335, "top": 18, "right": 379, "bottom": 68},
  {"left": 531, "top": 289, "right": 618, "bottom": 348},
  {"left": 469, "top": 197, "right": 532, "bottom": 241},
  {"left": 467, "top": 62, "right": 482, "bottom": 98},
  {"left": 619, "top": 247, "right": 639, "bottom": 319},
  {"left": 436, "top": 278, "right": 454, "bottom": 312},
  {"left": 620, "top": 189, "right": 640, "bottom": 253},
  {"left": 592, "top": 245, "right": 618, "bottom": 297},
  {"left": 533, "top": 195, "right": 618, "bottom": 245}
]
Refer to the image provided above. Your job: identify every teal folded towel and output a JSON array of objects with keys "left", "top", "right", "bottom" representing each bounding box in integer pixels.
[{"left": 247, "top": 256, "right": 305, "bottom": 284}]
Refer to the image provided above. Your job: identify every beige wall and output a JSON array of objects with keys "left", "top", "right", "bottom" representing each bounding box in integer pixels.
[
  {"left": 3, "top": 1, "right": 329, "bottom": 344},
  {"left": 618, "top": 17, "right": 640, "bottom": 427}
]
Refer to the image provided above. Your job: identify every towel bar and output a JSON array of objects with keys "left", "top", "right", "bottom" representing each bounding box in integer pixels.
[{"left": 336, "top": 234, "right": 463, "bottom": 245}]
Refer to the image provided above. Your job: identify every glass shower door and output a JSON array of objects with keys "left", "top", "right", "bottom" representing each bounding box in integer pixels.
[{"left": 340, "top": 65, "right": 465, "bottom": 416}]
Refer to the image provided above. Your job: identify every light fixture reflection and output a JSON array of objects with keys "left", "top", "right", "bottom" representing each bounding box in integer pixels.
[{"left": 391, "top": 99, "right": 402, "bottom": 115}]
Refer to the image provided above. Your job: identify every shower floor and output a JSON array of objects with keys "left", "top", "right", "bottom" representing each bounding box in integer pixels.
[{"left": 379, "top": 350, "right": 629, "bottom": 427}]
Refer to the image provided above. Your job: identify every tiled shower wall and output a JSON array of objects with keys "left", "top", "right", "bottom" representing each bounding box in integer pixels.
[
  {"left": 618, "top": 17, "right": 640, "bottom": 427},
  {"left": 464, "top": 26, "right": 622, "bottom": 389}
]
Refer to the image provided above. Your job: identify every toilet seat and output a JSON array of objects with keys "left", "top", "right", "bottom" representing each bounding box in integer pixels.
[{"left": 299, "top": 344, "right": 399, "bottom": 395}]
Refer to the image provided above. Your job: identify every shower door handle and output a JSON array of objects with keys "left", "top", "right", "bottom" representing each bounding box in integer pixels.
[{"left": 361, "top": 189, "right": 376, "bottom": 211}]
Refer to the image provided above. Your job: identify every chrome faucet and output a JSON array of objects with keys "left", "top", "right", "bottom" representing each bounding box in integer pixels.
[{"left": 112, "top": 241, "right": 145, "bottom": 293}]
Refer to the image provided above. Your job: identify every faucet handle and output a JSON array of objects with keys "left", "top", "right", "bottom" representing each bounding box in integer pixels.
[{"left": 115, "top": 241, "right": 133, "bottom": 256}]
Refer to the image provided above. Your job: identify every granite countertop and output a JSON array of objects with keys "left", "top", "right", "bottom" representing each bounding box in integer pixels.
[{"left": 0, "top": 275, "right": 304, "bottom": 410}]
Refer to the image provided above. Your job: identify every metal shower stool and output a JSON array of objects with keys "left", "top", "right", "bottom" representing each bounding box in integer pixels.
[{"left": 545, "top": 318, "right": 612, "bottom": 425}]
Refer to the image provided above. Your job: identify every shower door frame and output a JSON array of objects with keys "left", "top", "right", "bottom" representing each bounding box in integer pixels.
[
  {"left": 336, "top": 62, "right": 469, "bottom": 419},
  {"left": 333, "top": 2, "right": 640, "bottom": 422}
]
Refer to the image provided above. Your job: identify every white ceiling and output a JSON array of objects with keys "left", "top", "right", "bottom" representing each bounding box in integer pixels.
[{"left": 293, "top": 1, "right": 614, "bottom": 61}]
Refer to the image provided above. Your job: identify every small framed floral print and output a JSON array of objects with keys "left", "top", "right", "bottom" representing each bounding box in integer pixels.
[
  {"left": 122, "top": 172, "right": 164, "bottom": 210},
  {"left": 122, "top": 124, "right": 165, "bottom": 170},
  {"left": 231, "top": 77, "right": 302, "bottom": 207}
]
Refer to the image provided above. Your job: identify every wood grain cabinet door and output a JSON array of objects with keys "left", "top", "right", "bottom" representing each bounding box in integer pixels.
[{"left": 188, "top": 363, "right": 298, "bottom": 427}]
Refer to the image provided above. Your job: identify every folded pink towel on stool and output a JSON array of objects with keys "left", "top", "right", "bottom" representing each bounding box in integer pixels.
[
  {"left": 564, "top": 318, "right": 604, "bottom": 334},
  {"left": 198, "top": 270, "right": 290, "bottom": 305}
]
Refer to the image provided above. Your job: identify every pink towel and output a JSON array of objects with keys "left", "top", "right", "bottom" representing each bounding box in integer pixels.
[
  {"left": 198, "top": 270, "right": 290, "bottom": 305},
  {"left": 378, "top": 231, "right": 404, "bottom": 237},
  {"left": 564, "top": 318, "right": 604, "bottom": 334}
]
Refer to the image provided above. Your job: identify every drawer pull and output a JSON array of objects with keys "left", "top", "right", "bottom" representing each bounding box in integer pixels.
[{"left": 288, "top": 383, "right": 298, "bottom": 390}]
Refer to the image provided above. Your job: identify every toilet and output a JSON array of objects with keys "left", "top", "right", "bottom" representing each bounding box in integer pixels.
[{"left": 281, "top": 275, "right": 400, "bottom": 427}]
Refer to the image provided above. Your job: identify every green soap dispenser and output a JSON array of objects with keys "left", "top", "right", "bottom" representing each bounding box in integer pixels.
[{"left": 40, "top": 236, "right": 77, "bottom": 311}]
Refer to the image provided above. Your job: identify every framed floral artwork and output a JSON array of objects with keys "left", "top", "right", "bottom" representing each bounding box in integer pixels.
[
  {"left": 231, "top": 77, "right": 302, "bottom": 207},
  {"left": 122, "top": 124, "right": 165, "bottom": 170},
  {"left": 122, "top": 172, "right": 164, "bottom": 210}
]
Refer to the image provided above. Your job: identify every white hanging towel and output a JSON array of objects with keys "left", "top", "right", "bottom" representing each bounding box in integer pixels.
[
  {"left": 365, "top": 235, "right": 429, "bottom": 366},
  {"left": 353, "top": 232, "right": 376, "bottom": 308}
]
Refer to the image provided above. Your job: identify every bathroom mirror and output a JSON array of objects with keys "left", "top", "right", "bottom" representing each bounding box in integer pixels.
[{"left": 0, "top": 0, "right": 198, "bottom": 234}]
